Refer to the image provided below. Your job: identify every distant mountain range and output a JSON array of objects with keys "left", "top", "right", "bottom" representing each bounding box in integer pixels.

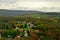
[{"left": 0, "top": 9, "right": 60, "bottom": 16}]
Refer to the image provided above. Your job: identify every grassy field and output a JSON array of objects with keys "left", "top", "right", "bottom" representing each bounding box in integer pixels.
[{"left": 20, "top": 13, "right": 60, "bottom": 18}]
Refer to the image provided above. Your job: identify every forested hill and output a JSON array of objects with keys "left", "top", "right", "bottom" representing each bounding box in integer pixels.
[
  {"left": 0, "top": 9, "right": 40, "bottom": 16},
  {"left": 0, "top": 9, "right": 60, "bottom": 16}
]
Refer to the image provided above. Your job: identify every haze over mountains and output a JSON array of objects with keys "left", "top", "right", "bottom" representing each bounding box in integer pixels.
[
  {"left": 0, "top": 9, "right": 38, "bottom": 16},
  {"left": 0, "top": 9, "right": 60, "bottom": 16}
]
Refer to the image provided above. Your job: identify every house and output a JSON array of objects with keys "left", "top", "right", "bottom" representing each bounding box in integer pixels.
[
  {"left": 0, "top": 30, "right": 4, "bottom": 38},
  {"left": 14, "top": 34, "right": 21, "bottom": 40}
]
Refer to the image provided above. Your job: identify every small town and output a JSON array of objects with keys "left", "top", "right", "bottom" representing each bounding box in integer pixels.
[{"left": 0, "top": 17, "right": 60, "bottom": 40}]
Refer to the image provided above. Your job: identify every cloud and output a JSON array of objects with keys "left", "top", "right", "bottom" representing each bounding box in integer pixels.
[
  {"left": 0, "top": 0, "right": 60, "bottom": 12},
  {"left": 0, "top": 0, "right": 16, "bottom": 4},
  {"left": 0, "top": 3, "right": 15, "bottom": 9}
]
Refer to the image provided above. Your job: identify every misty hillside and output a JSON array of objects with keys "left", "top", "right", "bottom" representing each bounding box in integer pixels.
[
  {"left": 0, "top": 9, "right": 40, "bottom": 16},
  {"left": 0, "top": 9, "right": 60, "bottom": 16}
]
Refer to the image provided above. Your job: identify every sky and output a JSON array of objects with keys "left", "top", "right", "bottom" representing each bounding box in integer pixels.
[{"left": 0, "top": 0, "right": 60, "bottom": 12}]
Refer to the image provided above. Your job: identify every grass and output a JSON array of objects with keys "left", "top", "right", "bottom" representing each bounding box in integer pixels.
[
  {"left": 20, "top": 37, "right": 29, "bottom": 40},
  {"left": 20, "top": 13, "right": 60, "bottom": 18},
  {"left": 0, "top": 37, "right": 29, "bottom": 40},
  {"left": 0, "top": 37, "right": 6, "bottom": 40}
]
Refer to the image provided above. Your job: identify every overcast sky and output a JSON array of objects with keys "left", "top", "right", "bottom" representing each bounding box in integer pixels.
[{"left": 0, "top": 0, "right": 60, "bottom": 12}]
